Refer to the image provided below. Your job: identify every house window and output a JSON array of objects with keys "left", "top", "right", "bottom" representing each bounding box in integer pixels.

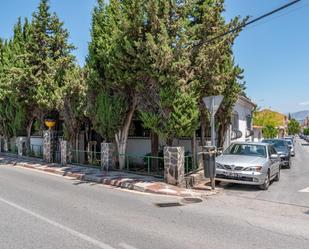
[
  {"left": 231, "top": 112, "right": 239, "bottom": 131},
  {"left": 246, "top": 114, "right": 252, "bottom": 130}
]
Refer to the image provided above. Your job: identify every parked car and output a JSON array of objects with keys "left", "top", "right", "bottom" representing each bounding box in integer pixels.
[
  {"left": 285, "top": 136, "right": 295, "bottom": 145},
  {"left": 215, "top": 142, "right": 280, "bottom": 190},
  {"left": 262, "top": 139, "right": 292, "bottom": 168},
  {"left": 284, "top": 137, "right": 295, "bottom": 157}
]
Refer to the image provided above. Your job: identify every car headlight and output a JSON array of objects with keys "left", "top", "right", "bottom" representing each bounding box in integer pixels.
[
  {"left": 279, "top": 154, "right": 288, "bottom": 157},
  {"left": 216, "top": 163, "right": 224, "bottom": 169},
  {"left": 244, "top": 166, "right": 263, "bottom": 172}
]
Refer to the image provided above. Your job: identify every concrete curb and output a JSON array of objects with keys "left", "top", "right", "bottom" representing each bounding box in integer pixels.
[{"left": 0, "top": 155, "right": 208, "bottom": 198}]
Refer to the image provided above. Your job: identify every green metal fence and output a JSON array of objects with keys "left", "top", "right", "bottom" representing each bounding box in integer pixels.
[
  {"left": 67, "top": 150, "right": 197, "bottom": 177},
  {"left": 70, "top": 149, "right": 101, "bottom": 169},
  {"left": 184, "top": 153, "right": 199, "bottom": 174},
  {"left": 7, "top": 143, "right": 18, "bottom": 155},
  {"left": 119, "top": 153, "right": 164, "bottom": 177},
  {"left": 30, "top": 144, "right": 43, "bottom": 158}
]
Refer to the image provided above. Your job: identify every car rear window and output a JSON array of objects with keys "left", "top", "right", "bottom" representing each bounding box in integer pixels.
[
  {"left": 224, "top": 144, "right": 267, "bottom": 158},
  {"left": 263, "top": 139, "right": 287, "bottom": 148}
]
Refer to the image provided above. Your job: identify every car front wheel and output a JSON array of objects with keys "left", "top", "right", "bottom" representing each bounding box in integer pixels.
[
  {"left": 259, "top": 173, "right": 270, "bottom": 190},
  {"left": 274, "top": 169, "right": 280, "bottom": 182}
]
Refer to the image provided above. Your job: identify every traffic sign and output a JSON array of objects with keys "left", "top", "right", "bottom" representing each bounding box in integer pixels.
[{"left": 203, "top": 95, "right": 224, "bottom": 114}]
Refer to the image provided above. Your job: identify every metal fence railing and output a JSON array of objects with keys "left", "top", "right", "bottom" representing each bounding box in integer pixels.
[
  {"left": 184, "top": 153, "right": 199, "bottom": 174},
  {"left": 7, "top": 143, "right": 18, "bottom": 155},
  {"left": 30, "top": 144, "right": 43, "bottom": 158},
  {"left": 117, "top": 153, "right": 164, "bottom": 177},
  {"left": 69, "top": 149, "right": 101, "bottom": 169}
]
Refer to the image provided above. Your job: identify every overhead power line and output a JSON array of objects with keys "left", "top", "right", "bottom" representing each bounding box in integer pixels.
[{"left": 195, "top": 0, "right": 302, "bottom": 47}]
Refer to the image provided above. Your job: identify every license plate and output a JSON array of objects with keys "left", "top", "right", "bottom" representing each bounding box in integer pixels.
[{"left": 225, "top": 172, "right": 239, "bottom": 177}]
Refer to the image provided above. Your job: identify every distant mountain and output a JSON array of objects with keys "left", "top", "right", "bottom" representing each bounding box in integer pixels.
[{"left": 290, "top": 110, "right": 309, "bottom": 123}]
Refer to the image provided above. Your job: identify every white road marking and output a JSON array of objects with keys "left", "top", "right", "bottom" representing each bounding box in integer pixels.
[
  {"left": 119, "top": 242, "right": 139, "bottom": 249},
  {"left": 0, "top": 197, "right": 115, "bottom": 249},
  {"left": 298, "top": 187, "right": 309, "bottom": 193}
]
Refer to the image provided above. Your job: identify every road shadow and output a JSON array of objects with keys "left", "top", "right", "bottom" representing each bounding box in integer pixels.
[
  {"left": 218, "top": 182, "right": 260, "bottom": 192},
  {"left": 304, "top": 210, "right": 309, "bottom": 216},
  {"left": 301, "top": 144, "right": 309, "bottom": 146}
]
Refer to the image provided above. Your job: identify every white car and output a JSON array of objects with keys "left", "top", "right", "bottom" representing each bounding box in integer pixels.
[{"left": 216, "top": 142, "right": 281, "bottom": 190}]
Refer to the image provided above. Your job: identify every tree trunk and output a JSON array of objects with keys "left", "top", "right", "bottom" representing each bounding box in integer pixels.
[
  {"left": 26, "top": 117, "right": 34, "bottom": 156},
  {"left": 166, "top": 137, "right": 173, "bottom": 147},
  {"left": 3, "top": 136, "right": 8, "bottom": 152},
  {"left": 151, "top": 131, "right": 159, "bottom": 172},
  {"left": 200, "top": 108, "right": 206, "bottom": 146},
  {"left": 218, "top": 118, "right": 229, "bottom": 148},
  {"left": 191, "top": 131, "right": 196, "bottom": 169},
  {"left": 115, "top": 97, "right": 137, "bottom": 170}
]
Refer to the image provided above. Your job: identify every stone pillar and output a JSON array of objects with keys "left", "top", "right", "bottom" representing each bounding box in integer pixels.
[
  {"left": 60, "top": 140, "right": 68, "bottom": 166},
  {"left": 163, "top": 146, "right": 185, "bottom": 187},
  {"left": 16, "top": 137, "right": 27, "bottom": 157},
  {"left": 101, "top": 143, "right": 115, "bottom": 171},
  {"left": 43, "top": 130, "right": 52, "bottom": 163}
]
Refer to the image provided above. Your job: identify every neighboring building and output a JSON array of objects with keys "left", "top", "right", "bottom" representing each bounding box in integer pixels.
[
  {"left": 252, "top": 125, "right": 263, "bottom": 142},
  {"left": 303, "top": 115, "right": 309, "bottom": 128},
  {"left": 254, "top": 109, "right": 288, "bottom": 138},
  {"left": 224, "top": 95, "right": 256, "bottom": 149}
]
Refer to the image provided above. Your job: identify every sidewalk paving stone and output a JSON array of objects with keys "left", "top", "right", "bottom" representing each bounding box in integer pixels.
[{"left": 0, "top": 154, "right": 216, "bottom": 198}]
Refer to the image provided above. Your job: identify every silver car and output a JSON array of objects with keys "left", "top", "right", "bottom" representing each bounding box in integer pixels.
[
  {"left": 284, "top": 138, "right": 295, "bottom": 157},
  {"left": 216, "top": 142, "right": 281, "bottom": 190}
]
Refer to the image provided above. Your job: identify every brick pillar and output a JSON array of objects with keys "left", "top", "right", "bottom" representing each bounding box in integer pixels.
[
  {"left": 43, "top": 130, "right": 52, "bottom": 163},
  {"left": 101, "top": 143, "right": 115, "bottom": 171},
  {"left": 163, "top": 146, "right": 185, "bottom": 187},
  {"left": 60, "top": 140, "right": 68, "bottom": 166},
  {"left": 16, "top": 137, "right": 27, "bottom": 157}
]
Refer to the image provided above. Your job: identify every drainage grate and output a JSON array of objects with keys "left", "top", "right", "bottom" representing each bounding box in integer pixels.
[
  {"left": 155, "top": 198, "right": 203, "bottom": 207},
  {"left": 155, "top": 202, "right": 183, "bottom": 208},
  {"left": 181, "top": 197, "right": 203, "bottom": 204}
]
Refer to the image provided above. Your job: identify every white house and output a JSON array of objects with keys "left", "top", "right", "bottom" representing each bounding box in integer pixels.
[{"left": 224, "top": 95, "right": 256, "bottom": 149}]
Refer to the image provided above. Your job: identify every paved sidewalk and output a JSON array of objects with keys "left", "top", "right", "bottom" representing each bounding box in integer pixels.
[{"left": 0, "top": 154, "right": 216, "bottom": 198}]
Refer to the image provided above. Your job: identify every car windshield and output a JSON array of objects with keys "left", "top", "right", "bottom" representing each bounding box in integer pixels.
[
  {"left": 263, "top": 140, "right": 287, "bottom": 148},
  {"left": 286, "top": 140, "right": 292, "bottom": 145},
  {"left": 224, "top": 144, "right": 267, "bottom": 158}
]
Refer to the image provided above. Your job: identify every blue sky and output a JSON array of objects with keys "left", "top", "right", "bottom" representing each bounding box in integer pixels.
[{"left": 0, "top": 0, "right": 308, "bottom": 113}]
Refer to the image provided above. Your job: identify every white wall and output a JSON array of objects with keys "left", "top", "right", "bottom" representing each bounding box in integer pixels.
[
  {"left": 253, "top": 128, "right": 263, "bottom": 142},
  {"left": 30, "top": 136, "right": 43, "bottom": 146},
  {"left": 224, "top": 97, "right": 255, "bottom": 149},
  {"left": 233, "top": 102, "right": 252, "bottom": 142}
]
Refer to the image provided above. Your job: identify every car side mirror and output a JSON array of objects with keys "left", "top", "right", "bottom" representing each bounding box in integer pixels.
[{"left": 270, "top": 154, "right": 279, "bottom": 160}]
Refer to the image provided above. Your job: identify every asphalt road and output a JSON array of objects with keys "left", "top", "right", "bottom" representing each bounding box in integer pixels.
[{"left": 0, "top": 139, "right": 308, "bottom": 249}]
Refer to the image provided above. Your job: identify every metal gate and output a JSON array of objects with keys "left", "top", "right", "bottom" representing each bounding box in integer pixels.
[{"left": 51, "top": 131, "right": 62, "bottom": 163}]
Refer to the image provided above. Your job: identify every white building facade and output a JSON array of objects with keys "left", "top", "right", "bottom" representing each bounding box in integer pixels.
[{"left": 224, "top": 95, "right": 256, "bottom": 149}]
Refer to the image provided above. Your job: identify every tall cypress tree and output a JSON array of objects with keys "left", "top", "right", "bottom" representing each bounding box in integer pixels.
[
  {"left": 189, "top": 0, "right": 246, "bottom": 146},
  {"left": 11, "top": 0, "right": 75, "bottom": 152},
  {"left": 0, "top": 21, "right": 27, "bottom": 141},
  {"left": 139, "top": 0, "right": 200, "bottom": 146},
  {"left": 87, "top": 0, "right": 152, "bottom": 169}
]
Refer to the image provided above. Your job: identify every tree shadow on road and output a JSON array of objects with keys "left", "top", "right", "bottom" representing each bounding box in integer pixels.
[
  {"left": 301, "top": 143, "right": 309, "bottom": 146},
  {"left": 217, "top": 182, "right": 261, "bottom": 192}
]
